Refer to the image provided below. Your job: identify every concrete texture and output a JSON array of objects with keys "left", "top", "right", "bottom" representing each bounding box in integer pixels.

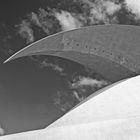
[{"left": 4, "top": 25, "right": 140, "bottom": 82}]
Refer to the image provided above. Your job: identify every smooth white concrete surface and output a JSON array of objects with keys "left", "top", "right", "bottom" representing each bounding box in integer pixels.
[{"left": 1, "top": 75, "right": 140, "bottom": 140}]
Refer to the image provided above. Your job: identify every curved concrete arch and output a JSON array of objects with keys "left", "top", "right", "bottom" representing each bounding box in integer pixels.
[{"left": 4, "top": 24, "right": 140, "bottom": 82}]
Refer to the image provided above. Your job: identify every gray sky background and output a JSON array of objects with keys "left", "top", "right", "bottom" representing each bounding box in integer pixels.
[
  {"left": 1, "top": 0, "right": 140, "bottom": 135},
  {"left": 0, "top": 56, "right": 81, "bottom": 134}
]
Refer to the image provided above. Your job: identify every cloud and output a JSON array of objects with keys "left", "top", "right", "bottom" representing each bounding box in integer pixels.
[
  {"left": 52, "top": 67, "right": 111, "bottom": 113},
  {"left": 27, "top": 8, "right": 61, "bottom": 35},
  {"left": 16, "top": 20, "right": 35, "bottom": 44},
  {"left": 82, "top": 0, "right": 122, "bottom": 24},
  {"left": 72, "top": 76, "right": 109, "bottom": 88},
  {"left": 53, "top": 75, "right": 110, "bottom": 112},
  {"left": 72, "top": 91, "right": 85, "bottom": 102},
  {"left": 40, "top": 60, "right": 66, "bottom": 76},
  {"left": 29, "top": 12, "right": 42, "bottom": 27},
  {"left": 124, "top": 0, "right": 140, "bottom": 18},
  {"left": 103, "top": 1, "right": 121, "bottom": 15},
  {"left": 53, "top": 89, "right": 87, "bottom": 112},
  {"left": 15, "top": 0, "right": 125, "bottom": 45},
  {"left": 53, "top": 90, "right": 76, "bottom": 112},
  {"left": 54, "top": 10, "right": 83, "bottom": 31},
  {"left": 0, "top": 125, "right": 5, "bottom": 136}
]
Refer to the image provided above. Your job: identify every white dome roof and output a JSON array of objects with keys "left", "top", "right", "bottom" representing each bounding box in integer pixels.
[{"left": 1, "top": 75, "right": 140, "bottom": 140}]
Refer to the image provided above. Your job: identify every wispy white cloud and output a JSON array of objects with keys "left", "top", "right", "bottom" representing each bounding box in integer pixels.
[
  {"left": 53, "top": 75, "right": 110, "bottom": 112},
  {"left": 103, "top": 1, "right": 121, "bottom": 15},
  {"left": 29, "top": 12, "right": 42, "bottom": 27},
  {"left": 72, "top": 76, "right": 109, "bottom": 88},
  {"left": 82, "top": 0, "right": 122, "bottom": 24},
  {"left": 40, "top": 60, "right": 66, "bottom": 76},
  {"left": 15, "top": 0, "right": 125, "bottom": 45},
  {"left": 54, "top": 10, "right": 83, "bottom": 31},
  {"left": 124, "top": 0, "right": 140, "bottom": 18},
  {"left": 27, "top": 8, "right": 61, "bottom": 35},
  {"left": 16, "top": 20, "right": 35, "bottom": 44},
  {"left": 72, "top": 91, "right": 85, "bottom": 102},
  {"left": 30, "top": 9, "right": 57, "bottom": 35},
  {"left": 0, "top": 125, "right": 5, "bottom": 136}
]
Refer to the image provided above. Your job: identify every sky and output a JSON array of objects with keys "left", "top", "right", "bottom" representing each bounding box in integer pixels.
[
  {"left": 1, "top": 0, "right": 140, "bottom": 58},
  {"left": 0, "top": 0, "right": 49, "bottom": 24},
  {"left": 0, "top": 0, "right": 140, "bottom": 136},
  {"left": 0, "top": 56, "right": 78, "bottom": 134},
  {"left": 0, "top": 54, "right": 110, "bottom": 135},
  {"left": 0, "top": 56, "right": 63, "bottom": 134}
]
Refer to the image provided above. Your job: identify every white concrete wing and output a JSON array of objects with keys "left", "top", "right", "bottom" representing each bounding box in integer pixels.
[{"left": 1, "top": 75, "right": 140, "bottom": 139}]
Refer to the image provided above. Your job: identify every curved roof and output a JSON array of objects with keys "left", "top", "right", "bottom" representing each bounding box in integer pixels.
[
  {"left": 1, "top": 75, "right": 140, "bottom": 139},
  {"left": 4, "top": 24, "right": 140, "bottom": 82}
]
